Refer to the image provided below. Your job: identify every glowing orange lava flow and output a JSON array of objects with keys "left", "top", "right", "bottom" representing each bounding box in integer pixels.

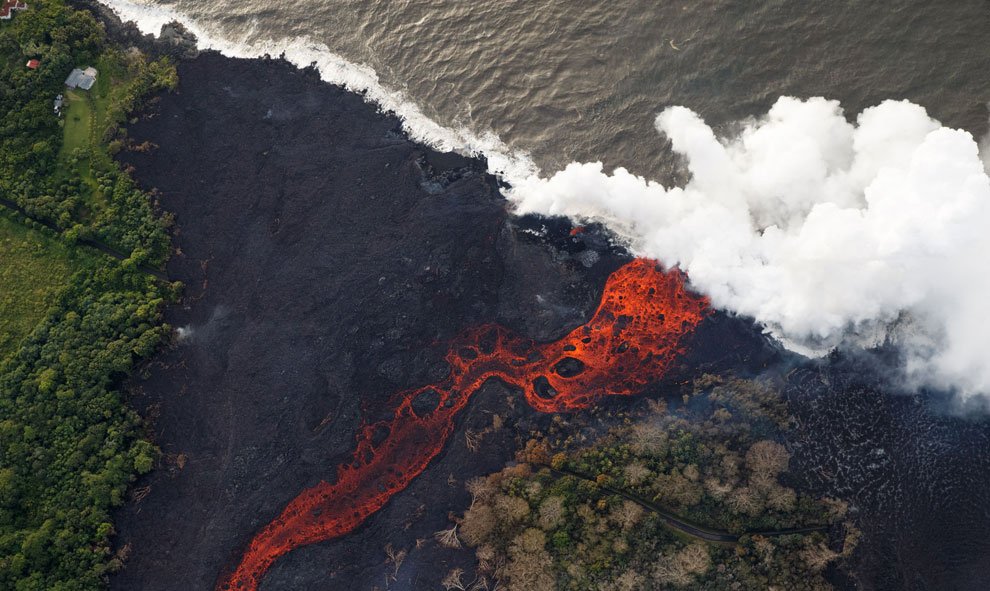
[{"left": 218, "top": 259, "right": 708, "bottom": 590}]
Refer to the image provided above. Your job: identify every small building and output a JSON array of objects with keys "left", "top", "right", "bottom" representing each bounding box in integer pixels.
[
  {"left": 65, "top": 66, "right": 97, "bottom": 90},
  {"left": 25, "top": 59, "right": 39, "bottom": 69},
  {"left": 54, "top": 94, "right": 63, "bottom": 116},
  {"left": 1, "top": 1, "right": 27, "bottom": 20}
]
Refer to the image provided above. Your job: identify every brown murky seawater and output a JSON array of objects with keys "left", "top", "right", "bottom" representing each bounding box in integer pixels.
[{"left": 112, "top": 0, "right": 990, "bottom": 178}]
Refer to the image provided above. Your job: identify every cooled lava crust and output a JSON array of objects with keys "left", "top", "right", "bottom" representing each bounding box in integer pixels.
[
  {"left": 219, "top": 259, "right": 708, "bottom": 590},
  {"left": 111, "top": 50, "right": 990, "bottom": 591}
]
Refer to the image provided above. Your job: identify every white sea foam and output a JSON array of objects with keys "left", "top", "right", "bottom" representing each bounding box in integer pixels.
[
  {"left": 100, "top": 1, "right": 990, "bottom": 399},
  {"left": 99, "top": 0, "right": 538, "bottom": 181}
]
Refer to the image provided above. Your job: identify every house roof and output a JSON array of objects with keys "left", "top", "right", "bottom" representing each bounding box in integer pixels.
[
  {"left": 26, "top": 59, "right": 39, "bottom": 69},
  {"left": 65, "top": 67, "right": 97, "bottom": 90},
  {"left": 1, "top": 1, "right": 27, "bottom": 20},
  {"left": 65, "top": 69, "right": 85, "bottom": 88}
]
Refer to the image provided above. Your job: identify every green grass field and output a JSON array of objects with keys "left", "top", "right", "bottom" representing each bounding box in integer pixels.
[
  {"left": 60, "top": 89, "right": 92, "bottom": 157},
  {"left": 57, "top": 56, "right": 126, "bottom": 209},
  {"left": 0, "top": 214, "right": 88, "bottom": 358}
]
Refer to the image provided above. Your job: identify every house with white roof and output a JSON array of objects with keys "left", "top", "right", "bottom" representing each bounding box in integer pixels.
[{"left": 65, "top": 66, "right": 98, "bottom": 90}]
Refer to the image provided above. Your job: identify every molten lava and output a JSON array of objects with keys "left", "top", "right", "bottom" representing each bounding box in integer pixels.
[{"left": 218, "top": 259, "right": 709, "bottom": 590}]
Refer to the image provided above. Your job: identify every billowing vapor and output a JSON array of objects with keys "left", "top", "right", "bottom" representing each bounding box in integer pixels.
[
  {"left": 84, "top": 3, "right": 990, "bottom": 398},
  {"left": 510, "top": 98, "right": 990, "bottom": 399}
]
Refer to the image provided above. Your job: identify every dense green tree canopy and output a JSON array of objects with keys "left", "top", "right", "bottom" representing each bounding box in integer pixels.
[{"left": 1, "top": 2, "right": 178, "bottom": 588}]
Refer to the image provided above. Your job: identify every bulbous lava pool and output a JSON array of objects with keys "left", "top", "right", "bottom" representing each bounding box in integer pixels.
[{"left": 218, "top": 258, "right": 709, "bottom": 590}]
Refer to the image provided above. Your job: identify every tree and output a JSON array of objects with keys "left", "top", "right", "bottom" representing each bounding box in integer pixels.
[
  {"left": 460, "top": 504, "right": 495, "bottom": 546},
  {"left": 504, "top": 529, "right": 554, "bottom": 591},
  {"left": 538, "top": 495, "right": 565, "bottom": 530},
  {"left": 653, "top": 543, "right": 711, "bottom": 587},
  {"left": 0, "top": 3, "right": 174, "bottom": 588},
  {"left": 746, "top": 440, "right": 790, "bottom": 478}
]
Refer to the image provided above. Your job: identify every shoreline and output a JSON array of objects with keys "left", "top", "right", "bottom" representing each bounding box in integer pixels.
[
  {"left": 87, "top": 0, "right": 539, "bottom": 183},
  {"left": 71, "top": 0, "right": 200, "bottom": 59},
  {"left": 81, "top": 4, "right": 990, "bottom": 591},
  {"left": 103, "top": 45, "right": 631, "bottom": 590}
]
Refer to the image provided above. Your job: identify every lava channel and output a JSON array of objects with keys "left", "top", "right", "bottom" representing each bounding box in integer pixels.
[{"left": 218, "top": 258, "right": 709, "bottom": 590}]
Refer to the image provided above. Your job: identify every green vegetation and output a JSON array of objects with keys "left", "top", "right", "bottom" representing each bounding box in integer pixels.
[
  {"left": 1, "top": 2, "right": 181, "bottom": 589},
  {"left": 57, "top": 51, "right": 175, "bottom": 217},
  {"left": 59, "top": 89, "right": 89, "bottom": 152},
  {"left": 0, "top": 213, "right": 88, "bottom": 357},
  {"left": 0, "top": 0, "right": 176, "bottom": 258},
  {"left": 449, "top": 378, "right": 860, "bottom": 591},
  {"left": 0, "top": 253, "right": 175, "bottom": 590}
]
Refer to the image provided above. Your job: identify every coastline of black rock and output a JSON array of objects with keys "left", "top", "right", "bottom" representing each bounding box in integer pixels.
[
  {"left": 107, "top": 50, "right": 643, "bottom": 590},
  {"left": 92, "top": 12, "right": 990, "bottom": 591}
]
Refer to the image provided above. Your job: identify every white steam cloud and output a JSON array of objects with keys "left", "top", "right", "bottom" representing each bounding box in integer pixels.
[
  {"left": 511, "top": 98, "right": 990, "bottom": 398},
  {"left": 100, "top": 2, "right": 990, "bottom": 398}
]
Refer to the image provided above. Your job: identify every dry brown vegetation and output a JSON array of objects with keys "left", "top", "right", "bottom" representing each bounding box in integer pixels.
[
  {"left": 440, "top": 376, "right": 858, "bottom": 590},
  {"left": 435, "top": 525, "right": 463, "bottom": 549},
  {"left": 653, "top": 543, "right": 711, "bottom": 587}
]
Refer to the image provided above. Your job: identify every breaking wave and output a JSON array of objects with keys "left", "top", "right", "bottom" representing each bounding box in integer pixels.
[{"left": 99, "top": 0, "right": 538, "bottom": 181}]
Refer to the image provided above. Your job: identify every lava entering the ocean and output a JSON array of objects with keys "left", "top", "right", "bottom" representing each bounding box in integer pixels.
[{"left": 218, "top": 259, "right": 709, "bottom": 590}]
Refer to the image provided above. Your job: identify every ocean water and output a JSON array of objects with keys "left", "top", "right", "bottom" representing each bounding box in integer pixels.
[
  {"left": 99, "top": 0, "right": 990, "bottom": 399},
  {"left": 100, "top": 0, "right": 990, "bottom": 180},
  {"left": 94, "top": 3, "right": 990, "bottom": 587}
]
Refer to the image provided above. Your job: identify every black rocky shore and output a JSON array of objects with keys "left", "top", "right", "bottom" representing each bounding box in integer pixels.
[
  {"left": 106, "top": 48, "right": 650, "bottom": 590},
  {"left": 90, "top": 8, "right": 990, "bottom": 591},
  {"left": 97, "top": 34, "right": 768, "bottom": 589}
]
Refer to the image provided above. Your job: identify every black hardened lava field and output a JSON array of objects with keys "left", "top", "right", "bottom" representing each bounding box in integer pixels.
[
  {"left": 111, "top": 53, "right": 990, "bottom": 591},
  {"left": 5, "top": 3, "right": 990, "bottom": 591},
  {"left": 111, "top": 53, "right": 632, "bottom": 590}
]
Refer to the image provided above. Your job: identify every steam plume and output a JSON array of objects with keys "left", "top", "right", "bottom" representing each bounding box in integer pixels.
[
  {"left": 510, "top": 98, "right": 990, "bottom": 399},
  {"left": 92, "top": 3, "right": 990, "bottom": 398}
]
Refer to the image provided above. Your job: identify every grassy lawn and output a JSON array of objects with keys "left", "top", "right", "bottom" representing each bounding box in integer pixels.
[
  {"left": 60, "top": 89, "right": 92, "bottom": 161},
  {"left": 0, "top": 214, "right": 89, "bottom": 358},
  {"left": 57, "top": 55, "right": 126, "bottom": 209},
  {"left": 59, "top": 87, "right": 104, "bottom": 209}
]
